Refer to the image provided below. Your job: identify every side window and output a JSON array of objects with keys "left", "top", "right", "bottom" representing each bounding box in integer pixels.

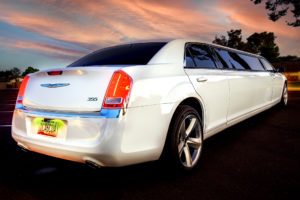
[
  {"left": 213, "top": 48, "right": 228, "bottom": 69},
  {"left": 188, "top": 44, "right": 216, "bottom": 69},
  {"left": 184, "top": 48, "right": 196, "bottom": 68},
  {"left": 213, "top": 48, "right": 234, "bottom": 69},
  {"left": 238, "top": 54, "right": 265, "bottom": 71},
  {"left": 260, "top": 58, "right": 274, "bottom": 71},
  {"left": 228, "top": 52, "right": 250, "bottom": 70}
]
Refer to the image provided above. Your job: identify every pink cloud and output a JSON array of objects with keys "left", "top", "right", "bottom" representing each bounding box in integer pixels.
[
  {"left": 215, "top": 0, "right": 300, "bottom": 39},
  {"left": 0, "top": 37, "right": 86, "bottom": 58},
  {"left": 0, "top": 0, "right": 225, "bottom": 48},
  {"left": 0, "top": 0, "right": 299, "bottom": 57}
]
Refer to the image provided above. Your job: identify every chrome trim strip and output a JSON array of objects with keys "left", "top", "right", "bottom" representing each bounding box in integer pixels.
[{"left": 15, "top": 105, "right": 120, "bottom": 118}]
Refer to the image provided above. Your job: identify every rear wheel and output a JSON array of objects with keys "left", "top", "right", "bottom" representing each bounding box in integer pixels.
[{"left": 164, "top": 105, "right": 203, "bottom": 170}]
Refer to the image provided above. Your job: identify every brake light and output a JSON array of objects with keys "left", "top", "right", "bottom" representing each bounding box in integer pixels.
[
  {"left": 16, "top": 76, "right": 30, "bottom": 104},
  {"left": 48, "top": 70, "right": 62, "bottom": 75},
  {"left": 103, "top": 70, "right": 132, "bottom": 109}
]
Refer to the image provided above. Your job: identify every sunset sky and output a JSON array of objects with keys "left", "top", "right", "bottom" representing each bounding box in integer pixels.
[{"left": 0, "top": 0, "right": 300, "bottom": 71}]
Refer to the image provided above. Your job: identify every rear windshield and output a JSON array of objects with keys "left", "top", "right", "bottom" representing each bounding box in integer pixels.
[{"left": 68, "top": 42, "right": 167, "bottom": 67}]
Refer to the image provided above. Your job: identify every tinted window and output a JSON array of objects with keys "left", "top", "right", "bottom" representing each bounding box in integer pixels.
[
  {"left": 228, "top": 52, "right": 251, "bottom": 70},
  {"left": 238, "top": 54, "right": 265, "bottom": 71},
  {"left": 212, "top": 48, "right": 228, "bottom": 69},
  {"left": 68, "top": 42, "right": 166, "bottom": 67},
  {"left": 187, "top": 44, "right": 216, "bottom": 69},
  {"left": 185, "top": 48, "right": 196, "bottom": 67},
  {"left": 260, "top": 58, "right": 274, "bottom": 71},
  {"left": 214, "top": 48, "right": 255, "bottom": 70},
  {"left": 214, "top": 48, "right": 235, "bottom": 69}
]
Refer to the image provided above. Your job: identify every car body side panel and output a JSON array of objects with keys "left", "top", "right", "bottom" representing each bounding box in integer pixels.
[
  {"left": 184, "top": 69, "right": 229, "bottom": 134},
  {"left": 272, "top": 72, "right": 286, "bottom": 102},
  {"left": 223, "top": 70, "right": 272, "bottom": 122},
  {"left": 123, "top": 64, "right": 197, "bottom": 106}
]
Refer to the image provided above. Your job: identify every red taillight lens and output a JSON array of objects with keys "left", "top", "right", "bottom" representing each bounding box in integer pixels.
[
  {"left": 48, "top": 70, "right": 62, "bottom": 75},
  {"left": 103, "top": 70, "right": 132, "bottom": 109},
  {"left": 16, "top": 76, "right": 30, "bottom": 104}
]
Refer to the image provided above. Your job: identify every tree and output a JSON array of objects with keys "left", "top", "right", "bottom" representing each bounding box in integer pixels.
[
  {"left": 246, "top": 32, "right": 280, "bottom": 62},
  {"left": 213, "top": 35, "right": 228, "bottom": 46},
  {"left": 10, "top": 67, "right": 21, "bottom": 88},
  {"left": 0, "top": 69, "right": 13, "bottom": 82},
  {"left": 251, "top": 0, "right": 300, "bottom": 27},
  {"left": 22, "top": 66, "right": 39, "bottom": 76},
  {"left": 212, "top": 29, "right": 280, "bottom": 62},
  {"left": 278, "top": 55, "right": 299, "bottom": 61},
  {"left": 227, "top": 29, "right": 247, "bottom": 50},
  {"left": 213, "top": 29, "right": 246, "bottom": 51}
]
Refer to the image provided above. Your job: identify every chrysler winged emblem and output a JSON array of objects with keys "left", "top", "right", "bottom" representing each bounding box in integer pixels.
[{"left": 40, "top": 83, "right": 70, "bottom": 88}]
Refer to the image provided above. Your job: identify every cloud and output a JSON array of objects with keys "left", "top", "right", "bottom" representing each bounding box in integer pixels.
[
  {"left": 0, "top": 37, "right": 87, "bottom": 62},
  {"left": 0, "top": 0, "right": 225, "bottom": 48},
  {"left": 0, "top": 0, "right": 299, "bottom": 68},
  {"left": 215, "top": 0, "right": 300, "bottom": 39},
  {"left": 214, "top": 0, "right": 300, "bottom": 55}
]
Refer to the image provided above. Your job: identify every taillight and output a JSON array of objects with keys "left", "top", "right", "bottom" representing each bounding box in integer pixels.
[
  {"left": 103, "top": 70, "right": 132, "bottom": 109},
  {"left": 48, "top": 70, "right": 62, "bottom": 75},
  {"left": 16, "top": 76, "right": 30, "bottom": 105}
]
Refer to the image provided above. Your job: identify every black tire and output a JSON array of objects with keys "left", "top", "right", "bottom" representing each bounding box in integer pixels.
[
  {"left": 279, "top": 83, "right": 288, "bottom": 107},
  {"left": 162, "top": 105, "right": 203, "bottom": 171}
]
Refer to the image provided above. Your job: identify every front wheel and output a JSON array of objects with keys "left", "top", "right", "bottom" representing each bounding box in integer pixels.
[
  {"left": 164, "top": 105, "right": 203, "bottom": 170},
  {"left": 279, "top": 83, "right": 288, "bottom": 107}
]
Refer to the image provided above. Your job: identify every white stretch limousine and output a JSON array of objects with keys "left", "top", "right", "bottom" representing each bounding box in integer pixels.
[{"left": 12, "top": 39, "right": 287, "bottom": 170}]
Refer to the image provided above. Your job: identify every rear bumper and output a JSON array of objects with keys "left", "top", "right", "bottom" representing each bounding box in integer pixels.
[{"left": 11, "top": 104, "right": 175, "bottom": 167}]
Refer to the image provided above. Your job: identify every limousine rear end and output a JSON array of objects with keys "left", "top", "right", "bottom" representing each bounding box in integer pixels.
[{"left": 12, "top": 39, "right": 287, "bottom": 170}]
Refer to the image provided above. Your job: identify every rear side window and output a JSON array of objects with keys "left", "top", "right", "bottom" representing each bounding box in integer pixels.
[
  {"left": 213, "top": 48, "right": 235, "bottom": 69},
  {"left": 68, "top": 42, "right": 166, "bottom": 67},
  {"left": 185, "top": 48, "right": 196, "bottom": 67},
  {"left": 260, "top": 58, "right": 275, "bottom": 71},
  {"left": 238, "top": 54, "right": 265, "bottom": 71},
  {"left": 228, "top": 52, "right": 251, "bottom": 70},
  {"left": 186, "top": 44, "right": 216, "bottom": 69},
  {"left": 214, "top": 48, "right": 264, "bottom": 71}
]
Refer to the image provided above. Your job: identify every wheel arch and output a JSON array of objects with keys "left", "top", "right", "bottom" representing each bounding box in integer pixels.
[
  {"left": 178, "top": 97, "right": 204, "bottom": 127},
  {"left": 160, "top": 96, "right": 205, "bottom": 160}
]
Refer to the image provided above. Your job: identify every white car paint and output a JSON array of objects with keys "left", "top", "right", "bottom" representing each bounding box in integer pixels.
[{"left": 11, "top": 39, "right": 287, "bottom": 167}]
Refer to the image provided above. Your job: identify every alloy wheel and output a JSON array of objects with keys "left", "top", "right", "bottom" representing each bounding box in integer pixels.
[{"left": 177, "top": 114, "right": 202, "bottom": 168}]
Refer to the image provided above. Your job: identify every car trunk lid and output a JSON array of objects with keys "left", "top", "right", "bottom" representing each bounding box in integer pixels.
[{"left": 23, "top": 67, "right": 122, "bottom": 112}]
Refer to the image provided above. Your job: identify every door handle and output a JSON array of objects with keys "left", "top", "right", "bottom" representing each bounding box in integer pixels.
[{"left": 196, "top": 77, "right": 208, "bottom": 82}]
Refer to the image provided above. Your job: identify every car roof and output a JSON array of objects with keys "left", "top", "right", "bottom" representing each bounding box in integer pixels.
[{"left": 120, "top": 39, "right": 262, "bottom": 59}]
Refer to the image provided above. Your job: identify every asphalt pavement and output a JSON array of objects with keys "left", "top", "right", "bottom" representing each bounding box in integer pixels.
[{"left": 0, "top": 89, "right": 299, "bottom": 200}]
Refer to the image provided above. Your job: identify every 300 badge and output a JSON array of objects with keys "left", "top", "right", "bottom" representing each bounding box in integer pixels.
[{"left": 88, "top": 97, "right": 98, "bottom": 101}]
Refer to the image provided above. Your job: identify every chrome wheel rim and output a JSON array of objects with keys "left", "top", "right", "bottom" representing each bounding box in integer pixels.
[
  {"left": 283, "top": 85, "right": 288, "bottom": 105},
  {"left": 177, "top": 114, "right": 202, "bottom": 168}
]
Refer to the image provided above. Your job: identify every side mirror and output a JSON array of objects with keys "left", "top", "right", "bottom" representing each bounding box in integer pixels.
[{"left": 276, "top": 67, "right": 284, "bottom": 73}]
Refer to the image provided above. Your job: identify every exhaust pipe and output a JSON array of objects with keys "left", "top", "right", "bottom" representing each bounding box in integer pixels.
[
  {"left": 85, "top": 160, "right": 102, "bottom": 169},
  {"left": 17, "top": 143, "right": 29, "bottom": 153}
]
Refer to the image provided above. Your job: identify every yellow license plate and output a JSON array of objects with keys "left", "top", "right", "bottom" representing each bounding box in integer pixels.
[{"left": 33, "top": 118, "right": 65, "bottom": 137}]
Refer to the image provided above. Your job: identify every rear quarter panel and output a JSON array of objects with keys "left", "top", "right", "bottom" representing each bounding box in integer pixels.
[
  {"left": 119, "top": 64, "right": 204, "bottom": 159},
  {"left": 123, "top": 64, "right": 199, "bottom": 107}
]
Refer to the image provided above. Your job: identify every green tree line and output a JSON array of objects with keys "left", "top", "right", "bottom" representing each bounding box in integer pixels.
[
  {"left": 212, "top": 29, "right": 299, "bottom": 63},
  {"left": 0, "top": 66, "right": 39, "bottom": 83}
]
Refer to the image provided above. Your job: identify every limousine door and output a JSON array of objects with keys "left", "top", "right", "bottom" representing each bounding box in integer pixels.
[
  {"left": 212, "top": 48, "right": 273, "bottom": 124},
  {"left": 184, "top": 44, "right": 229, "bottom": 135},
  {"left": 260, "top": 58, "right": 284, "bottom": 102}
]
